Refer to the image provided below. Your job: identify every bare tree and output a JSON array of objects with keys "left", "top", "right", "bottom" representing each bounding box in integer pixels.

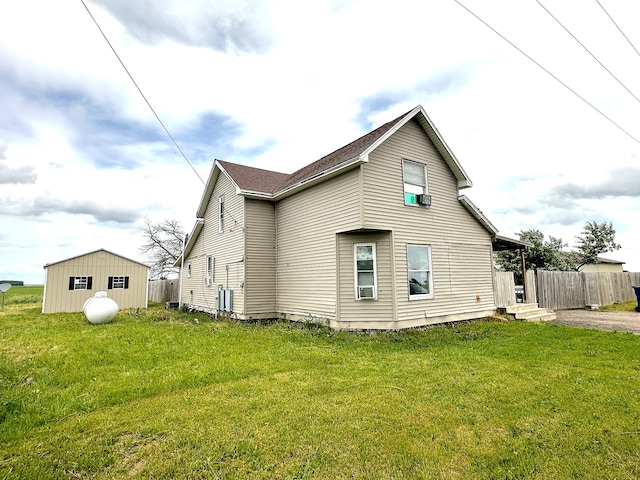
[{"left": 140, "top": 218, "right": 185, "bottom": 279}]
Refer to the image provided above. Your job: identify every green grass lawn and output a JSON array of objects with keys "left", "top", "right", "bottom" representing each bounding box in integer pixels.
[
  {"left": 1, "top": 288, "right": 639, "bottom": 479},
  {"left": 600, "top": 300, "right": 638, "bottom": 312}
]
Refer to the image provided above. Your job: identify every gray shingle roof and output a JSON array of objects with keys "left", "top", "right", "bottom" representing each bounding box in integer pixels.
[
  {"left": 219, "top": 109, "right": 410, "bottom": 195},
  {"left": 217, "top": 160, "right": 289, "bottom": 194}
]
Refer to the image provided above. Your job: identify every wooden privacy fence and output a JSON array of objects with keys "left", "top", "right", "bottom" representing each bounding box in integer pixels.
[
  {"left": 536, "top": 271, "right": 640, "bottom": 310},
  {"left": 494, "top": 270, "right": 537, "bottom": 307},
  {"left": 148, "top": 279, "right": 180, "bottom": 303}
]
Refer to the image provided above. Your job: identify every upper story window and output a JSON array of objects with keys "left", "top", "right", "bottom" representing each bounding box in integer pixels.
[
  {"left": 69, "top": 276, "right": 92, "bottom": 290},
  {"left": 218, "top": 195, "right": 225, "bottom": 233},
  {"left": 403, "top": 159, "right": 430, "bottom": 207},
  {"left": 187, "top": 262, "right": 192, "bottom": 278},
  {"left": 354, "top": 243, "right": 377, "bottom": 300},
  {"left": 407, "top": 244, "right": 433, "bottom": 299},
  {"left": 108, "top": 276, "right": 129, "bottom": 289}
]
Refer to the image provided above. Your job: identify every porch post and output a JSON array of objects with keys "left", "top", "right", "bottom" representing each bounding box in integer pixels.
[{"left": 520, "top": 249, "right": 527, "bottom": 303}]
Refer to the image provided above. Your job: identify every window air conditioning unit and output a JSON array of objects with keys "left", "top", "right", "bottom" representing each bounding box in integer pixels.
[
  {"left": 358, "top": 286, "right": 375, "bottom": 299},
  {"left": 417, "top": 194, "right": 432, "bottom": 206}
]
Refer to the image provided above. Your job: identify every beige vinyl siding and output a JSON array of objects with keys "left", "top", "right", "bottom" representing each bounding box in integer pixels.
[
  {"left": 362, "top": 119, "right": 495, "bottom": 328},
  {"left": 244, "top": 199, "right": 277, "bottom": 317},
  {"left": 181, "top": 173, "right": 245, "bottom": 314},
  {"left": 336, "top": 232, "right": 394, "bottom": 330},
  {"left": 276, "top": 168, "right": 360, "bottom": 320},
  {"left": 42, "top": 250, "right": 148, "bottom": 313}
]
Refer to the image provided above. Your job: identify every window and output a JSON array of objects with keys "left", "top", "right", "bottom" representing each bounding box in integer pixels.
[
  {"left": 407, "top": 245, "right": 433, "bottom": 299},
  {"left": 206, "top": 256, "right": 214, "bottom": 286},
  {"left": 68, "top": 276, "right": 92, "bottom": 290},
  {"left": 187, "top": 262, "right": 192, "bottom": 278},
  {"left": 218, "top": 195, "right": 225, "bottom": 233},
  {"left": 403, "top": 159, "right": 429, "bottom": 206},
  {"left": 108, "top": 276, "right": 129, "bottom": 289},
  {"left": 354, "top": 243, "right": 377, "bottom": 300}
]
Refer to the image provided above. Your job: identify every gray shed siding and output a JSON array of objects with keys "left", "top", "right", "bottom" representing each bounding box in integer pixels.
[{"left": 42, "top": 250, "right": 149, "bottom": 313}]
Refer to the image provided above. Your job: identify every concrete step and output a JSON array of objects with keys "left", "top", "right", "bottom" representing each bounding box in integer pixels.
[
  {"left": 498, "top": 303, "right": 556, "bottom": 322},
  {"left": 518, "top": 311, "right": 557, "bottom": 322},
  {"left": 513, "top": 307, "right": 551, "bottom": 319},
  {"left": 501, "top": 303, "right": 541, "bottom": 314}
]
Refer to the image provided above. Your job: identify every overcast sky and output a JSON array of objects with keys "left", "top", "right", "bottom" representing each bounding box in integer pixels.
[{"left": 1, "top": 0, "right": 639, "bottom": 285}]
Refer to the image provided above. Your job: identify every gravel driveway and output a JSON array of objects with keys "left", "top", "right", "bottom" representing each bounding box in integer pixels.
[{"left": 553, "top": 309, "right": 640, "bottom": 334}]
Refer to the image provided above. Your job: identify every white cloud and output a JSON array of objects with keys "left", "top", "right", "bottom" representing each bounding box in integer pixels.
[{"left": 1, "top": 0, "right": 640, "bottom": 283}]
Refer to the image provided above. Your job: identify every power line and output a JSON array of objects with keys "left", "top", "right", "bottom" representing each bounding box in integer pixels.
[
  {"left": 80, "top": 0, "right": 205, "bottom": 185},
  {"left": 595, "top": 0, "right": 640, "bottom": 60},
  {"left": 535, "top": 0, "right": 640, "bottom": 105},
  {"left": 453, "top": 0, "right": 640, "bottom": 145}
]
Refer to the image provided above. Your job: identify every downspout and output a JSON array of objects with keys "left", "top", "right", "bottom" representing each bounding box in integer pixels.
[{"left": 275, "top": 202, "right": 279, "bottom": 317}]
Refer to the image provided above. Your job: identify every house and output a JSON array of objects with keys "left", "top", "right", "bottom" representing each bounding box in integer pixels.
[
  {"left": 42, "top": 249, "right": 149, "bottom": 314},
  {"left": 578, "top": 257, "right": 625, "bottom": 273},
  {"left": 178, "top": 105, "right": 502, "bottom": 330}
]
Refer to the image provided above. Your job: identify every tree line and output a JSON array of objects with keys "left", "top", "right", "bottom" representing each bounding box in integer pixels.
[
  {"left": 494, "top": 221, "right": 621, "bottom": 280},
  {"left": 139, "top": 218, "right": 622, "bottom": 282}
]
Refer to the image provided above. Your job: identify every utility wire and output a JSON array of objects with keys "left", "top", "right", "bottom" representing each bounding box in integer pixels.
[
  {"left": 453, "top": 0, "right": 640, "bottom": 145},
  {"left": 536, "top": 0, "right": 640, "bottom": 105},
  {"left": 595, "top": 0, "right": 640, "bottom": 60},
  {"left": 80, "top": 0, "right": 205, "bottom": 185}
]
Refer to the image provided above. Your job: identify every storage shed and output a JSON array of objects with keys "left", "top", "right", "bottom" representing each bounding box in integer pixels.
[{"left": 42, "top": 249, "right": 149, "bottom": 313}]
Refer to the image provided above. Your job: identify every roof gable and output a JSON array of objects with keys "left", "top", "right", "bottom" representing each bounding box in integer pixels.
[
  {"left": 184, "top": 105, "right": 484, "bottom": 254},
  {"left": 210, "top": 105, "right": 472, "bottom": 201},
  {"left": 44, "top": 249, "right": 149, "bottom": 269}
]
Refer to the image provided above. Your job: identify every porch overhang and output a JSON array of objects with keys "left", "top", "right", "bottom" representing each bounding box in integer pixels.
[{"left": 492, "top": 235, "right": 530, "bottom": 251}]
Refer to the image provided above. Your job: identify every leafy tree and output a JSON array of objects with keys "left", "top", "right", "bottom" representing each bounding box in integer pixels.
[
  {"left": 574, "top": 221, "right": 621, "bottom": 270},
  {"left": 494, "top": 229, "right": 575, "bottom": 281},
  {"left": 140, "top": 218, "right": 185, "bottom": 279}
]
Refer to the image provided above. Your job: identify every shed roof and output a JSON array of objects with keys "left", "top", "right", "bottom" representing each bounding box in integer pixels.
[
  {"left": 43, "top": 249, "right": 150, "bottom": 269},
  {"left": 592, "top": 256, "right": 625, "bottom": 265}
]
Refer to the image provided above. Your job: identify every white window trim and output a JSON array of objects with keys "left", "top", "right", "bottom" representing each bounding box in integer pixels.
[
  {"left": 407, "top": 244, "right": 434, "bottom": 300},
  {"left": 218, "top": 195, "right": 225, "bottom": 233},
  {"left": 354, "top": 243, "right": 377, "bottom": 300},
  {"left": 402, "top": 158, "right": 429, "bottom": 207},
  {"left": 206, "top": 256, "right": 214, "bottom": 286},
  {"left": 74, "top": 276, "right": 89, "bottom": 290},
  {"left": 187, "top": 262, "right": 191, "bottom": 278},
  {"left": 112, "top": 276, "right": 126, "bottom": 289}
]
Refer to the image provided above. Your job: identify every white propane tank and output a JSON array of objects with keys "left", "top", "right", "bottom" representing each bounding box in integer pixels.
[{"left": 83, "top": 291, "right": 118, "bottom": 324}]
